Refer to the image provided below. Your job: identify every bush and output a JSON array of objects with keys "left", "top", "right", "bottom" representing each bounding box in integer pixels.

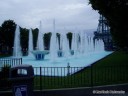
[
  {"left": 1, "top": 64, "right": 11, "bottom": 78},
  {"left": 0, "top": 65, "right": 11, "bottom": 90}
]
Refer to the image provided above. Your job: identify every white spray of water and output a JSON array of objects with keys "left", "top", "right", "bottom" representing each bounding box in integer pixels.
[
  {"left": 36, "top": 21, "right": 44, "bottom": 51},
  {"left": 50, "top": 19, "right": 58, "bottom": 62},
  {"left": 28, "top": 28, "right": 34, "bottom": 56},
  {"left": 13, "top": 25, "right": 22, "bottom": 57}
]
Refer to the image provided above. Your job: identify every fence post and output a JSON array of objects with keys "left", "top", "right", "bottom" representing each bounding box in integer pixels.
[
  {"left": 40, "top": 67, "right": 42, "bottom": 91},
  {"left": 67, "top": 63, "right": 70, "bottom": 76},
  {"left": 21, "top": 58, "right": 22, "bottom": 65},
  {"left": 91, "top": 64, "right": 93, "bottom": 88}
]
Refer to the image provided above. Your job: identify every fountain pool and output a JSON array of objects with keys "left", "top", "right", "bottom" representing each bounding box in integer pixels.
[
  {"left": 10, "top": 21, "right": 113, "bottom": 76},
  {"left": 22, "top": 51, "right": 112, "bottom": 76}
]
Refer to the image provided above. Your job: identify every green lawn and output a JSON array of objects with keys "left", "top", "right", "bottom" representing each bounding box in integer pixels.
[
  {"left": 34, "top": 51, "right": 128, "bottom": 90},
  {"left": 88, "top": 51, "right": 128, "bottom": 86}
]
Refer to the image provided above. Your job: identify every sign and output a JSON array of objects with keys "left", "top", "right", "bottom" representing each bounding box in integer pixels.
[{"left": 14, "top": 85, "right": 27, "bottom": 96}]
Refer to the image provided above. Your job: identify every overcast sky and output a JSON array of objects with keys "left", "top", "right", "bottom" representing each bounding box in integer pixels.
[{"left": 0, "top": 0, "right": 99, "bottom": 32}]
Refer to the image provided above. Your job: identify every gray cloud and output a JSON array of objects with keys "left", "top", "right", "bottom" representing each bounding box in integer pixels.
[{"left": 0, "top": 0, "right": 99, "bottom": 32}]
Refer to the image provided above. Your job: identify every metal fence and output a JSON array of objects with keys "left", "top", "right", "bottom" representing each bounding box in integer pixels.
[
  {"left": 34, "top": 66, "right": 89, "bottom": 90},
  {"left": 0, "top": 58, "right": 22, "bottom": 91},
  {"left": 34, "top": 65, "right": 128, "bottom": 90},
  {"left": 0, "top": 58, "right": 22, "bottom": 67},
  {"left": 0, "top": 64, "right": 128, "bottom": 91}
]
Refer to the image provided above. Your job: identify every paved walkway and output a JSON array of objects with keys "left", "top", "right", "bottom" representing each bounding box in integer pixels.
[
  {"left": 35, "top": 83, "right": 128, "bottom": 96},
  {"left": 0, "top": 83, "right": 128, "bottom": 96}
]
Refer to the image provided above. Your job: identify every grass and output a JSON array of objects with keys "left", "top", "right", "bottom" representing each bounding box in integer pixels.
[
  {"left": 92, "top": 51, "right": 128, "bottom": 66},
  {"left": 90, "top": 51, "right": 128, "bottom": 86},
  {"left": 34, "top": 51, "right": 128, "bottom": 90}
]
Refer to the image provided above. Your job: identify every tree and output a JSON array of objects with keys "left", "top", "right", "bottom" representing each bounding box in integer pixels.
[
  {"left": 32, "top": 28, "right": 38, "bottom": 49},
  {"left": 20, "top": 27, "right": 29, "bottom": 52},
  {"left": 89, "top": 0, "right": 128, "bottom": 49},
  {"left": 67, "top": 32, "right": 72, "bottom": 49},
  {"left": 0, "top": 20, "right": 16, "bottom": 54},
  {"left": 44, "top": 32, "right": 51, "bottom": 50}
]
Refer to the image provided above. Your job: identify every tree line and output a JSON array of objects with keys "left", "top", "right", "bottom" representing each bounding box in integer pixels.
[{"left": 0, "top": 20, "right": 72, "bottom": 56}]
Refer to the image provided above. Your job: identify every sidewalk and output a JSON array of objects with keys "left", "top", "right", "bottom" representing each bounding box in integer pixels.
[
  {"left": 35, "top": 83, "right": 128, "bottom": 96},
  {"left": 0, "top": 83, "right": 128, "bottom": 96}
]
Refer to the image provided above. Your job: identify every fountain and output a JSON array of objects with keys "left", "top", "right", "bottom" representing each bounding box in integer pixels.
[
  {"left": 94, "top": 39, "right": 104, "bottom": 52},
  {"left": 60, "top": 31, "right": 70, "bottom": 58},
  {"left": 28, "top": 28, "right": 34, "bottom": 56},
  {"left": 13, "top": 25, "right": 22, "bottom": 57},
  {"left": 71, "top": 32, "right": 78, "bottom": 56},
  {"left": 80, "top": 31, "right": 85, "bottom": 54},
  {"left": 36, "top": 21, "right": 44, "bottom": 51},
  {"left": 84, "top": 32, "right": 89, "bottom": 55},
  {"left": 10, "top": 21, "right": 112, "bottom": 76},
  {"left": 21, "top": 29, "right": 112, "bottom": 76},
  {"left": 50, "top": 19, "right": 58, "bottom": 62},
  {"left": 31, "top": 21, "right": 49, "bottom": 60}
]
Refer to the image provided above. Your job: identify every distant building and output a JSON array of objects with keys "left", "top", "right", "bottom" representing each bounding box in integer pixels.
[{"left": 94, "top": 15, "right": 115, "bottom": 51}]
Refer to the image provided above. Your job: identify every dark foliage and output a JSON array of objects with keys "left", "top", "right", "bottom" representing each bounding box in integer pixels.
[
  {"left": 0, "top": 65, "right": 11, "bottom": 90},
  {"left": 89, "top": 0, "right": 128, "bottom": 50}
]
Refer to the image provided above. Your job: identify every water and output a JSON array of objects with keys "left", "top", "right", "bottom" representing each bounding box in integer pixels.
[
  {"left": 28, "top": 29, "right": 34, "bottom": 56},
  {"left": 13, "top": 25, "right": 22, "bottom": 57},
  {"left": 71, "top": 32, "right": 79, "bottom": 57},
  {"left": 50, "top": 19, "right": 58, "bottom": 62},
  {"left": 11, "top": 23, "right": 112, "bottom": 76},
  {"left": 22, "top": 51, "right": 112, "bottom": 76},
  {"left": 36, "top": 21, "right": 44, "bottom": 51},
  {"left": 80, "top": 31, "right": 85, "bottom": 54},
  {"left": 61, "top": 31, "right": 70, "bottom": 58}
]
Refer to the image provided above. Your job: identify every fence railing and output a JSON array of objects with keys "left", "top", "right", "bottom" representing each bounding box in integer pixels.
[
  {"left": 34, "top": 65, "right": 128, "bottom": 90},
  {"left": 0, "top": 58, "right": 22, "bottom": 91},
  {"left": 0, "top": 65, "right": 128, "bottom": 91},
  {"left": 0, "top": 58, "right": 22, "bottom": 67}
]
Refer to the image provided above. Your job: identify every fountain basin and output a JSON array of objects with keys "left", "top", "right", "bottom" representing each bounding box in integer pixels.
[
  {"left": 57, "top": 50, "right": 74, "bottom": 57},
  {"left": 70, "top": 50, "right": 74, "bottom": 55},
  {"left": 31, "top": 50, "right": 49, "bottom": 60}
]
